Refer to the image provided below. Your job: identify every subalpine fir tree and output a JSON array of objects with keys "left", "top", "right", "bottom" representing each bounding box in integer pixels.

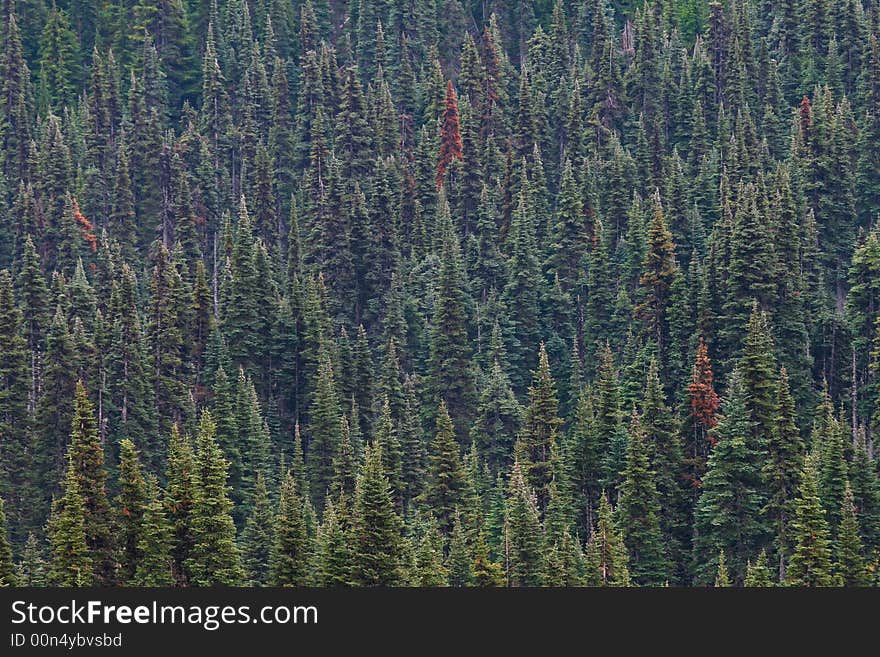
[
  {"left": 0, "top": 269, "right": 31, "bottom": 540},
  {"left": 241, "top": 473, "right": 275, "bottom": 586},
  {"left": 848, "top": 431, "right": 880, "bottom": 556},
  {"left": 422, "top": 401, "right": 467, "bottom": 536},
  {"left": 332, "top": 415, "right": 358, "bottom": 500},
  {"left": 234, "top": 371, "right": 272, "bottom": 517},
  {"left": 427, "top": 192, "right": 475, "bottom": 440},
  {"left": 835, "top": 484, "right": 869, "bottom": 587},
  {"left": 0, "top": 497, "right": 17, "bottom": 585},
  {"left": 447, "top": 512, "right": 474, "bottom": 587},
  {"left": 504, "top": 461, "right": 545, "bottom": 587},
  {"left": 721, "top": 186, "right": 777, "bottom": 358},
  {"left": 133, "top": 475, "right": 174, "bottom": 586},
  {"left": 106, "top": 264, "right": 156, "bottom": 466},
  {"left": 46, "top": 460, "right": 93, "bottom": 586},
  {"left": 165, "top": 426, "right": 195, "bottom": 585},
  {"left": 472, "top": 356, "right": 522, "bottom": 474},
  {"left": 513, "top": 344, "right": 562, "bottom": 514},
  {"left": 714, "top": 550, "right": 730, "bottom": 587},
  {"left": 413, "top": 520, "right": 449, "bottom": 586},
  {"left": 314, "top": 494, "right": 351, "bottom": 586},
  {"left": 738, "top": 305, "right": 778, "bottom": 453},
  {"left": 186, "top": 412, "right": 244, "bottom": 586},
  {"left": 115, "top": 439, "right": 146, "bottom": 584},
  {"left": 763, "top": 368, "right": 805, "bottom": 579},
  {"left": 635, "top": 191, "right": 678, "bottom": 357},
  {"left": 619, "top": 408, "right": 669, "bottom": 585},
  {"left": 787, "top": 454, "right": 835, "bottom": 587},
  {"left": 595, "top": 343, "right": 627, "bottom": 498},
  {"left": 543, "top": 530, "right": 588, "bottom": 587},
  {"left": 349, "top": 442, "right": 405, "bottom": 586},
  {"left": 35, "top": 307, "right": 78, "bottom": 497},
  {"left": 501, "top": 191, "right": 543, "bottom": 392},
  {"left": 400, "top": 377, "right": 426, "bottom": 508},
  {"left": 374, "top": 395, "right": 403, "bottom": 507},
  {"left": 16, "top": 237, "right": 51, "bottom": 389},
  {"left": 270, "top": 472, "right": 311, "bottom": 586},
  {"left": 108, "top": 142, "right": 137, "bottom": 262},
  {"left": 308, "top": 349, "right": 342, "bottom": 505},
  {"left": 147, "top": 243, "right": 190, "bottom": 434},
  {"left": 584, "top": 492, "right": 631, "bottom": 587},
  {"left": 814, "top": 392, "right": 848, "bottom": 532},
  {"left": 641, "top": 359, "right": 687, "bottom": 578},
  {"left": 66, "top": 380, "right": 115, "bottom": 584},
  {"left": 744, "top": 549, "right": 775, "bottom": 587},
  {"left": 17, "top": 533, "right": 47, "bottom": 586},
  {"left": 692, "top": 368, "right": 769, "bottom": 585},
  {"left": 472, "top": 528, "right": 505, "bottom": 587},
  {"left": 334, "top": 65, "right": 373, "bottom": 182},
  {"left": 549, "top": 158, "right": 587, "bottom": 292}
]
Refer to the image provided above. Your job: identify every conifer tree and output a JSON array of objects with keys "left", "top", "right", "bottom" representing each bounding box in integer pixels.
[
  {"left": 349, "top": 442, "right": 405, "bottom": 586},
  {"left": 35, "top": 308, "right": 78, "bottom": 498},
  {"left": 308, "top": 350, "right": 342, "bottom": 505},
  {"left": 422, "top": 401, "right": 466, "bottom": 535},
  {"left": 133, "top": 476, "right": 174, "bottom": 586},
  {"left": 744, "top": 550, "right": 774, "bottom": 587},
  {"left": 427, "top": 193, "right": 475, "bottom": 438},
  {"left": 66, "top": 380, "right": 115, "bottom": 584},
  {"left": 187, "top": 412, "right": 244, "bottom": 586},
  {"left": 46, "top": 460, "right": 93, "bottom": 586},
  {"left": 115, "top": 439, "right": 146, "bottom": 584},
  {"left": 619, "top": 409, "right": 669, "bottom": 585},
  {"left": 763, "top": 368, "right": 805, "bottom": 578},
  {"left": 314, "top": 494, "right": 351, "bottom": 586},
  {"left": 165, "top": 425, "right": 196, "bottom": 585},
  {"left": 685, "top": 337, "right": 719, "bottom": 488},
  {"left": 447, "top": 513, "right": 474, "bottom": 587},
  {"left": 504, "top": 461, "right": 545, "bottom": 587},
  {"left": 0, "top": 269, "right": 31, "bottom": 540},
  {"left": 241, "top": 473, "right": 275, "bottom": 586},
  {"left": 635, "top": 191, "right": 678, "bottom": 356},
  {"left": 413, "top": 520, "right": 449, "bottom": 586},
  {"left": 787, "top": 454, "right": 835, "bottom": 587},
  {"left": 714, "top": 550, "right": 730, "bottom": 587},
  {"left": 549, "top": 158, "right": 587, "bottom": 292},
  {"left": 0, "top": 497, "right": 17, "bottom": 586},
  {"left": 815, "top": 393, "right": 848, "bottom": 532},
  {"left": 514, "top": 344, "right": 562, "bottom": 514},
  {"left": 17, "top": 533, "right": 47, "bottom": 586},
  {"left": 270, "top": 472, "right": 311, "bottom": 586},
  {"left": 584, "top": 493, "right": 631, "bottom": 587},
  {"left": 641, "top": 359, "right": 687, "bottom": 577},
  {"left": 835, "top": 484, "right": 869, "bottom": 587},
  {"left": 693, "top": 368, "right": 769, "bottom": 585},
  {"left": 738, "top": 305, "right": 778, "bottom": 452},
  {"left": 436, "top": 80, "right": 463, "bottom": 188},
  {"left": 472, "top": 357, "right": 522, "bottom": 474}
]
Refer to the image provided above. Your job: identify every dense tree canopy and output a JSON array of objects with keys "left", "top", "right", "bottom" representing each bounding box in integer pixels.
[{"left": 1, "top": 0, "right": 879, "bottom": 587}]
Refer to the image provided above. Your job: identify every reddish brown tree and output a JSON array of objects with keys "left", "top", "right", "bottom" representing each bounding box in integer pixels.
[
  {"left": 688, "top": 337, "right": 720, "bottom": 444},
  {"left": 71, "top": 198, "right": 97, "bottom": 253},
  {"left": 436, "top": 80, "right": 463, "bottom": 189},
  {"left": 798, "top": 95, "right": 811, "bottom": 149},
  {"left": 683, "top": 337, "right": 721, "bottom": 492}
]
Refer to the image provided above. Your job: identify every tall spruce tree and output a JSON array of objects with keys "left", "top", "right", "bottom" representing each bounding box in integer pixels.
[
  {"left": 787, "top": 454, "right": 835, "bottom": 587},
  {"left": 693, "top": 368, "right": 769, "bottom": 585},
  {"left": 186, "top": 412, "right": 244, "bottom": 586}
]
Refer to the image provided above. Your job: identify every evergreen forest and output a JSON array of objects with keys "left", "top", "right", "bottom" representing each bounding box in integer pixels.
[{"left": 2, "top": 0, "right": 880, "bottom": 587}]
